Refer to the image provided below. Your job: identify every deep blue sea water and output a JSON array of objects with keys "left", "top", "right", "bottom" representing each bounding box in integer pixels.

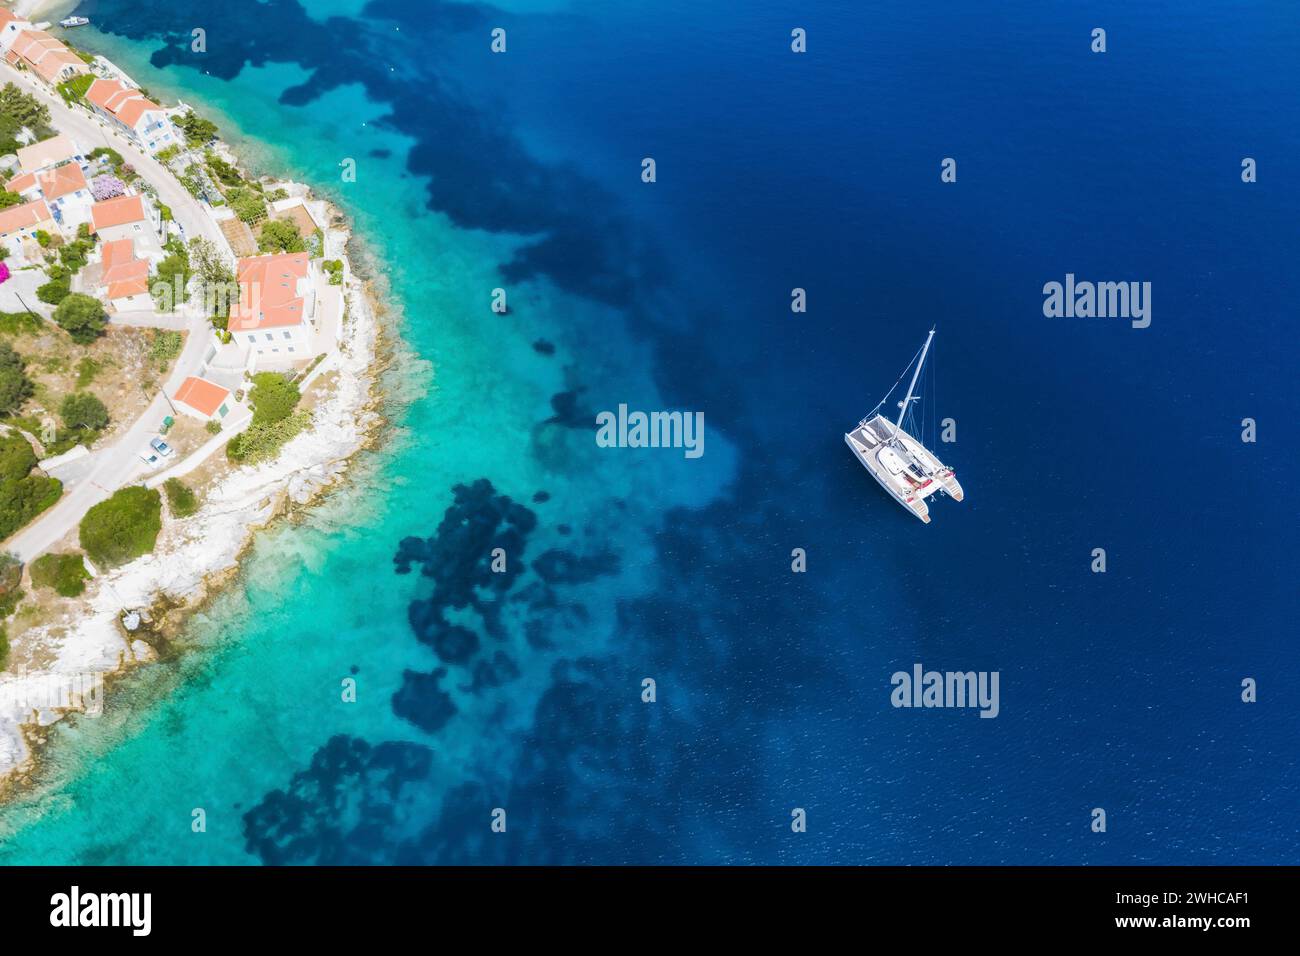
[{"left": 0, "top": 0, "right": 1295, "bottom": 863}]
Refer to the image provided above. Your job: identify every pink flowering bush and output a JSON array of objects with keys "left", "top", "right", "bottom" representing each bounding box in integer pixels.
[
  {"left": 0, "top": 261, "right": 9, "bottom": 285},
  {"left": 91, "top": 175, "right": 126, "bottom": 201}
]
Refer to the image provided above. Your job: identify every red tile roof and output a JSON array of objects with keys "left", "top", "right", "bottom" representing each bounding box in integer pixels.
[
  {"left": 174, "top": 377, "right": 230, "bottom": 418},
  {"left": 85, "top": 77, "right": 163, "bottom": 130},
  {"left": 10, "top": 30, "right": 87, "bottom": 84},
  {"left": 35, "top": 162, "right": 88, "bottom": 201},
  {"left": 226, "top": 252, "right": 310, "bottom": 332},
  {"left": 90, "top": 194, "right": 146, "bottom": 231},
  {"left": 16, "top": 134, "right": 78, "bottom": 174},
  {"left": 100, "top": 238, "right": 150, "bottom": 299},
  {"left": 4, "top": 172, "right": 37, "bottom": 196},
  {"left": 0, "top": 198, "right": 52, "bottom": 236}
]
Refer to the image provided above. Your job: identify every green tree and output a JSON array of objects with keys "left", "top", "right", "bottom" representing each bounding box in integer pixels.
[
  {"left": 227, "top": 188, "right": 266, "bottom": 224},
  {"left": 79, "top": 486, "right": 162, "bottom": 568},
  {"left": 249, "top": 372, "right": 300, "bottom": 425},
  {"left": 0, "top": 434, "right": 35, "bottom": 482},
  {"left": 30, "top": 552, "right": 89, "bottom": 597},
  {"left": 163, "top": 478, "right": 199, "bottom": 517},
  {"left": 257, "top": 218, "right": 305, "bottom": 254},
  {"left": 0, "top": 342, "right": 32, "bottom": 415},
  {"left": 0, "top": 83, "right": 51, "bottom": 134},
  {"left": 36, "top": 278, "right": 71, "bottom": 305},
  {"left": 177, "top": 111, "right": 218, "bottom": 146},
  {"left": 0, "top": 191, "right": 23, "bottom": 210},
  {"left": 153, "top": 249, "right": 191, "bottom": 308},
  {"left": 0, "top": 472, "right": 61, "bottom": 539},
  {"left": 53, "top": 293, "right": 107, "bottom": 344},
  {"left": 227, "top": 412, "right": 311, "bottom": 464},
  {"left": 60, "top": 392, "right": 109, "bottom": 432}
]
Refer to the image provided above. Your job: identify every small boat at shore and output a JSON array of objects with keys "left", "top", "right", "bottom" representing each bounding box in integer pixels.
[
  {"left": 59, "top": 16, "right": 90, "bottom": 28},
  {"left": 844, "top": 327, "right": 964, "bottom": 523}
]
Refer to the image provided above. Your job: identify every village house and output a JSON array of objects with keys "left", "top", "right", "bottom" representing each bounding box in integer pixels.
[
  {"left": 98, "top": 237, "right": 153, "bottom": 312},
  {"left": 85, "top": 78, "right": 179, "bottom": 156},
  {"left": 89, "top": 193, "right": 164, "bottom": 262},
  {"left": 16, "top": 133, "right": 84, "bottom": 175},
  {"left": 0, "top": 11, "right": 29, "bottom": 53},
  {"left": 172, "top": 376, "right": 232, "bottom": 423},
  {"left": 5, "top": 29, "right": 89, "bottom": 85},
  {"left": 0, "top": 197, "right": 55, "bottom": 265},
  {"left": 225, "top": 252, "right": 318, "bottom": 366},
  {"left": 5, "top": 160, "right": 93, "bottom": 233}
]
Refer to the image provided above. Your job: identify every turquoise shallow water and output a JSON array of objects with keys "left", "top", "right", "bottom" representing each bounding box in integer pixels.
[
  {"left": 0, "top": 3, "right": 737, "bottom": 863},
  {"left": 1, "top": 0, "right": 1296, "bottom": 864}
]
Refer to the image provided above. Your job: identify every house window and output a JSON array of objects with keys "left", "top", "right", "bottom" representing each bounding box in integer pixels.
[
  {"left": 265, "top": 333, "right": 273, "bottom": 341},
  {"left": 287, "top": 347, "right": 295, "bottom": 353},
  {"left": 272, "top": 348, "right": 279, "bottom": 353},
  {"left": 282, "top": 331, "right": 291, "bottom": 339}
]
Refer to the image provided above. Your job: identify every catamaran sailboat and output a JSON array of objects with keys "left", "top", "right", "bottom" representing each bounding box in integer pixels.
[{"left": 844, "top": 327, "right": 963, "bottom": 523}]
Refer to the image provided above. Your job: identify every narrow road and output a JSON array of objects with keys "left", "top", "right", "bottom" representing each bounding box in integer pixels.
[
  {"left": 3, "top": 62, "right": 230, "bottom": 253},
  {"left": 8, "top": 310, "right": 214, "bottom": 562},
  {"left": 1, "top": 62, "right": 237, "bottom": 561}
]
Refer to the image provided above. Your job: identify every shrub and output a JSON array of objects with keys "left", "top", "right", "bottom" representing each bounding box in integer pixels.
[
  {"left": 59, "top": 236, "right": 95, "bottom": 273},
  {"left": 34, "top": 230, "right": 51, "bottom": 249},
  {"left": 257, "top": 218, "right": 305, "bottom": 254},
  {"left": 227, "top": 412, "right": 310, "bottom": 464},
  {"left": 0, "top": 551, "right": 20, "bottom": 625},
  {"left": 60, "top": 392, "right": 109, "bottom": 432},
  {"left": 36, "top": 275, "right": 70, "bottom": 305},
  {"left": 228, "top": 188, "right": 266, "bottom": 224},
  {"left": 153, "top": 251, "right": 190, "bottom": 308},
  {"left": 75, "top": 356, "right": 101, "bottom": 388},
  {"left": 0, "top": 473, "right": 61, "bottom": 539},
  {"left": 177, "top": 111, "right": 218, "bottom": 147},
  {"left": 0, "top": 551, "right": 20, "bottom": 594},
  {"left": 205, "top": 419, "right": 222, "bottom": 435},
  {"left": 249, "top": 372, "right": 300, "bottom": 425},
  {"left": 148, "top": 330, "right": 183, "bottom": 367},
  {"left": 53, "top": 293, "right": 107, "bottom": 344},
  {"left": 87, "top": 146, "right": 124, "bottom": 168},
  {"left": 0, "top": 433, "right": 36, "bottom": 481},
  {"left": 163, "top": 477, "right": 198, "bottom": 517},
  {"left": 78, "top": 486, "right": 162, "bottom": 568},
  {"left": 0, "top": 342, "right": 32, "bottom": 415},
  {"left": 0, "top": 311, "right": 40, "bottom": 336},
  {"left": 322, "top": 259, "right": 344, "bottom": 286},
  {"left": 30, "top": 552, "right": 89, "bottom": 597}
]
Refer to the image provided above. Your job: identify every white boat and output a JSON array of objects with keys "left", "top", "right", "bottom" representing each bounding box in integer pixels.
[
  {"left": 844, "top": 327, "right": 964, "bottom": 523},
  {"left": 59, "top": 16, "right": 90, "bottom": 28}
]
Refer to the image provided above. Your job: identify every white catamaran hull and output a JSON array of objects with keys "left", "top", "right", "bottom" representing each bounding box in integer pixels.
[
  {"left": 845, "top": 327, "right": 964, "bottom": 523},
  {"left": 845, "top": 417, "right": 961, "bottom": 523}
]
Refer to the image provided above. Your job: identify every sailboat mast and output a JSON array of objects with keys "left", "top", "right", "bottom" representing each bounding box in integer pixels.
[{"left": 893, "top": 327, "right": 936, "bottom": 438}]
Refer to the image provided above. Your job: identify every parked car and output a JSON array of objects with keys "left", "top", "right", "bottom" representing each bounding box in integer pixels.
[
  {"left": 150, "top": 437, "right": 173, "bottom": 457},
  {"left": 139, "top": 449, "right": 160, "bottom": 467}
]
